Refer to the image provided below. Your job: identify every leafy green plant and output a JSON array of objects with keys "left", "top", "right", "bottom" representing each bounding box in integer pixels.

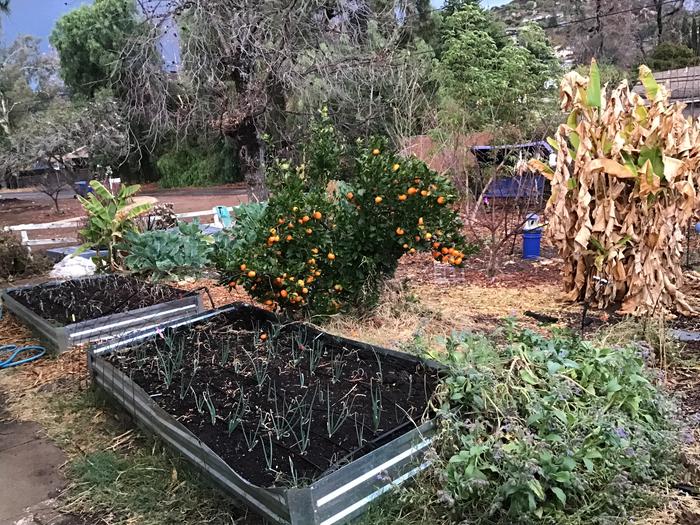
[
  {"left": 76, "top": 180, "right": 152, "bottom": 271},
  {"left": 215, "top": 112, "right": 475, "bottom": 316},
  {"left": 408, "top": 327, "right": 683, "bottom": 524},
  {"left": 123, "top": 222, "right": 214, "bottom": 280},
  {"left": 156, "top": 141, "right": 240, "bottom": 188}
]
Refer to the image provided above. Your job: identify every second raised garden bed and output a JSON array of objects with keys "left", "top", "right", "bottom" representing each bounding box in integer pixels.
[
  {"left": 89, "top": 303, "right": 441, "bottom": 524},
  {"left": 2, "top": 275, "right": 203, "bottom": 352}
]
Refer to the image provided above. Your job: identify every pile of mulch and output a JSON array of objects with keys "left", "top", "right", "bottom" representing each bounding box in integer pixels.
[
  {"left": 0, "top": 312, "right": 88, "bottom": 388},
  {"left": 173, "top": 278, "right": 255, "bottom": 310}
]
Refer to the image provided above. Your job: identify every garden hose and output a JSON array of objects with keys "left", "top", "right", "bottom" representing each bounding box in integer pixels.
[{"left": 0, "top": 344, "right": 46, "bottom": 369}]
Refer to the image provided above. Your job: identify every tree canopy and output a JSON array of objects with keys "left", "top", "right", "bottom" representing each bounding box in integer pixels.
[
  {"left": 433, "top": 4, "right": 559, "bottom": 131},
  {"left": 50, "top": 0, "right": 140, "bottom": 97}
]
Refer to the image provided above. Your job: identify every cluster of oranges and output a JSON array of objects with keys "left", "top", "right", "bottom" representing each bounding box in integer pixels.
[
  {"left": 431, "top": 243, "right": 466, "bottom": 266},
  {"left": 267, "top": 209, "right": 325, "bottom": 245}
]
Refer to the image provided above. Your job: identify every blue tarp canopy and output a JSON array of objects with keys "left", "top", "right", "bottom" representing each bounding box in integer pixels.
[{"left": 471, "top": 141, "right": 553, "bottom": 200}]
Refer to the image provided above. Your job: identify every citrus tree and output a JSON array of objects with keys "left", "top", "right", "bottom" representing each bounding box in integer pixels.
[
  {"left": 531, "top": 60, "right": 700, "bottom": 314},
  {"left": 214, "top": 113, "right": 472, "bottom": 316}
]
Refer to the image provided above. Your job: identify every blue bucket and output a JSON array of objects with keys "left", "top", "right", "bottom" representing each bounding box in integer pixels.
[{"left": 523, "top": 230, "right": 542, "bottom": 259}]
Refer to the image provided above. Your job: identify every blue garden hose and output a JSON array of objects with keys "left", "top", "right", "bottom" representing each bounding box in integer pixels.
[{"left": 0, "top": 345, "right": 46, "bottom": 369}]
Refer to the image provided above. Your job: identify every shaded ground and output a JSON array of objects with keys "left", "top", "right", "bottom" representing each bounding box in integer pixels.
[{"left": 0, "top": 389, "right": 88, "bottom": 525}]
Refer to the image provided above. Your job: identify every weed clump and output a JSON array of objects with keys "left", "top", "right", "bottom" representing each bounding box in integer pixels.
[
  {"left": 0, "top": 231, "right": 51, "bottom": 281},
  {"left": 374, "top": 327, "right": 684, "bottom": 524}
]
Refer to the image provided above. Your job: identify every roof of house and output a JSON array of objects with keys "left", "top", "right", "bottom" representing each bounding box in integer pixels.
[{"left": 633, "top": 66, "right": 700, "bottom": 103}]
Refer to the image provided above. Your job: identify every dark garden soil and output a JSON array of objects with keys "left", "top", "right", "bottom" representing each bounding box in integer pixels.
[
  {"left": 106, "top": 307, "right": 439, "bottom": 487},
  {"left": 8, "top": 275, "right": 191, "bottom": 326}
]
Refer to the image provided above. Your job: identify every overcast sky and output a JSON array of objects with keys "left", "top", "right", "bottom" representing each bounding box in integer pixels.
[{"left": 1, "top": 0, "right": 512, "bottom": 50}]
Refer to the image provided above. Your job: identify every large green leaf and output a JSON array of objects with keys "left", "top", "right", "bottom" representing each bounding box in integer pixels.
[
  {"left": 639, "top": 65, "right": 659, "bottom": 100},
  {"left": 89, "top": 180, "right": 115, "bottom": 202},
  {"left": 587, "top": 59, "right": 602, "bottom": 109}
]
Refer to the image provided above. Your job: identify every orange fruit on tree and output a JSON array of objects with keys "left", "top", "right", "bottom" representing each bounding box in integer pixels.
[
  {"left": 346, "top": 192, "right": 354, "bottom": 200},
  {"left": 302, "top": 287, "right": 309, "bottom": 294},
  {"left": 286, "top": 234, "right": 293, "bottom": 241},
  {"left": 403, "top": 243, "right": 409, "bottom": 249},
  {"left": 420, "top": 190, "right": 428, "bottom": 197},
  {"left": 247, "top": 270, "right": 256, "bottom": 278},
  {"left": 392, "top": 163, "right": 400, "bottom": 172},
  {"left": 302, "top": 215, "right": 310, "bottom": 223},
  {"left": 407, "top": 187, "right": 417, "bottom": 195},
  {"left": 280, "top": 289, "right": 288, "bottom": 298},
  {"left": 315, "top": 270, "right": 322, "bottom": 276},
  {"left": 297, "top": 279, "right": 305, "bottom": 287},
  {"left": 375, "top": 196, "right": 383, "bottom": 204},
  {"left": 308, "top": 258, "right": 316, "bottom": 265},
  {"left": 327, "top": 253, "right": 336, "bottom": 260},
  {"left": 372, "top": 148, "right": 380, "bottom": 155},
  {"left": 398, "top": 194, "right": 407, "bottom": 201},
  {"left": 292, "top": 206, "right": 299, "bottom": 212},
  {"left": 306, "top": 228, "right": 313, "bottom": 234},
  {"left": 418, "top": 217, "right": 424, "bottom": 225},
  {"left": 274, "top": 277, "right": 283, "bottom": 286},
  {"left": 432, "top": 241, "right": 441, "bottom": 249},
  {"left": 240, "top": 264, "right": 247, "bottom": 271},
  {"left": 311, "top": 247, "right": 319, "bottom": 254},
  {"left": 396, "top": 227, "right": 405, "bottom": 235},
  {"left": 334, "top": 284, "right": 343, "bottom": 291},
  {"left": 260, "top": 333, "right": 268, "bottom": 341},
  {"left": 437, "top": 196, "right": 446, "bottom": 205},
  {"left": 313, "top": 211, "right": 322, "bottom": 220},
  {"left": 409, "top": 248, "right": 416, "bottom": 254},
  {"left": 278, "top": 218, "right": 285, "bottom": 224}
]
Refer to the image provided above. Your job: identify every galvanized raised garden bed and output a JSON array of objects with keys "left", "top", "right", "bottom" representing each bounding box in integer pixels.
[
  {"left": 2, "top": 275, "right": 203, "bottom": 352},
  {"left": 89, "top": 303, "right": 440, "bottom": 525}
]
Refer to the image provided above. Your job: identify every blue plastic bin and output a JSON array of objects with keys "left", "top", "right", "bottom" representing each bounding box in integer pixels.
[
  {"left": 74, "top": 181, "right": 93, "bottom": 197},
  {"left": 523, "top": 230, "right": 542, "bottom": 259}
]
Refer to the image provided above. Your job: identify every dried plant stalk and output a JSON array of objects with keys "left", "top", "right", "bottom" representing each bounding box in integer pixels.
[{"left": 531, "top": 60, "right": 700, "bottom": 315}]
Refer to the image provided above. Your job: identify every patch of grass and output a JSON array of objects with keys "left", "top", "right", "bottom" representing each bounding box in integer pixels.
[{"left": 65, "top": 444, "right": 250, "bottom": 524}]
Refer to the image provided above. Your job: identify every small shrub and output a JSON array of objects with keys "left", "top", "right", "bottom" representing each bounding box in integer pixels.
[
  {"left": 214, "top": 112, "right": 475, "bottom": 316},
  {"left": 123, "top": 222, "right": 214, "bottom": 280},
  {"left": 156, "top": 141, "right": 240, "bottom": 188},
  {"left": 77, "top": 180, "right": 152, "bottom": 271},
  {"left": 0, "top": 231, "right": 52, "bottom": 281},
  {"left": 400, "top": 327, "right": 683, "bottom": 524}
]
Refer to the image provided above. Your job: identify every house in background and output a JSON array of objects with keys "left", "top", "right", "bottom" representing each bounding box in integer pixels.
[
  {"left": 633, "top": 66, "right": 700, "bottom": 118},
  {"left": 6, "top": 146, "right": 90, "bottom": 189}
]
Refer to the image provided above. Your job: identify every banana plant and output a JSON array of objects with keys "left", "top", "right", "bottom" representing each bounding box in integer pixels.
[{"left": 75, "top": 180, "right": 152, "bottom": 271}]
